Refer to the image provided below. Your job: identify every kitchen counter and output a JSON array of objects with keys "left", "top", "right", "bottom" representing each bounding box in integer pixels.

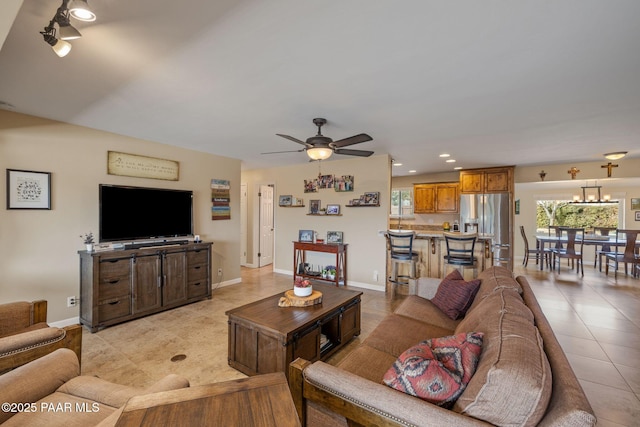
[{"left": 382, "top": 230, "right": 493, "bottom": 293}]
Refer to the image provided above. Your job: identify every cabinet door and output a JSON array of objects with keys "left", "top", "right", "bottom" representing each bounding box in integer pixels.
[
  {"left": 132, "top": 255, "right": 162, "bottom": 314},
  {"left": 413, "top": 184, "right": 436, "bottom": 213},
  {"left": 163, "top": 251, "right": 187, "bottom": 306},
  {"left": 460, "top": 171, "right": 483, "bottom": 193},
  {"left": 435, "top": 184, "right": 459, "bottom": 213},
  {"left": 485, "top": 169, "right": 510, "bottom": 193}
]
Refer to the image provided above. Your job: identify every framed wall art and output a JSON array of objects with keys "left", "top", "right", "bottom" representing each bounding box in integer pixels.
[
  {"left": 334, "top": 175, "right": 354, "bottom": 192},
  {"left": 635, "top": 211, "right": 640, "bottom": 221},
  {"left": 631, "top": 198, "right": 640, "bottom": 210},
  {"left": 6, "top": 169, "right": 52, "bottom": 210}
]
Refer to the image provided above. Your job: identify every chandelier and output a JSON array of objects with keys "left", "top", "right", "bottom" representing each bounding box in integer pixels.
[{"left": 571, "top": 181, "right": 617, "bottom": 204}]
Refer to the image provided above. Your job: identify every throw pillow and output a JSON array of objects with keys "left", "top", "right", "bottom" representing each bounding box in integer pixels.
[
  {"left": 383, "top": 332, "right": 484, "bottom": 408},
  {"left": 431, "top": 272, "right": 481, "bottom": 320}
]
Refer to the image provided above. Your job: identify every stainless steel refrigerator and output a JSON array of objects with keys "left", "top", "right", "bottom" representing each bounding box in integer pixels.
[{"left": 459, "top": 193, "right": 512, "bottom": 269}]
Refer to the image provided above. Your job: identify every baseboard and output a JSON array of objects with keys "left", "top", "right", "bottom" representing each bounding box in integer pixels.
[
  {"left": 50, "top": 317, "right": 80, "bottom": 328},
  {"left": 212, "top": 277, "right": 242, "bottom": 289},
  {"left": 273, "top": 268, "right": 384, "bottom": 292}
]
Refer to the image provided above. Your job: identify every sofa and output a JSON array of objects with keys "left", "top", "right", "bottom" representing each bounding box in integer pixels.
[
  {"left": 289, "top": 266, "right": 596, "bottom": 426},
  {"left": 0, "top": 300, "right": 83, "bottom": 373},
  {"left": 0, "top": 348, "right": 190, "bottom": 426}
]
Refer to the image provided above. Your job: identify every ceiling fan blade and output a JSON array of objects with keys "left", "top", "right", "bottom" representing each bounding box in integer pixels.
[
  {"left": 331, "top": 133, "right": 373, "bottom": 148},
  {"left": 334, "top": 148, "right": 374, "bottom": 157},
  {"left": 276, "top": 134, "right": 309, "bottom": 146},
  {"left": 261, "top": 149, "right": 305, "bottom": 155}
]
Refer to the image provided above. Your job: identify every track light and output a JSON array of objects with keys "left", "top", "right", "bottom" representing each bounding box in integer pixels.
[
  {"left": 40, "top": 22, "right": 72, "bottom": 57},
  {"left": 40, "top": 0, "right": 96, "bottom": 57},
  {"left": 68, "top": 0, "right": 96, "bottom": 22}
]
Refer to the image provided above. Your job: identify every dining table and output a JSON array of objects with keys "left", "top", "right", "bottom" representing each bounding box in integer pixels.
[{"left": 534, "top": 234, "right": 632, "bottom": 271}]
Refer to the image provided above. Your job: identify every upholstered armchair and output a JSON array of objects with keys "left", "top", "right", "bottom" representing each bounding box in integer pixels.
[{"left": 0, "top": 300, "right": 82, "bottom": 373}]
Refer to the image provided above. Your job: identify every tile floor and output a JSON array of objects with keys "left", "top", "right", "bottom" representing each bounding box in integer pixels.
[{"left": 81, "top": 263, "right": 640, "bottom": 426}]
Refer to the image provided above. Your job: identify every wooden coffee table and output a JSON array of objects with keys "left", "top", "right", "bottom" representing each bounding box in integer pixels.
[
  {"left": 115, "top": 372, "right": 300, "bottom": 427},
  {"left": 226, "top": 283, "right": 362, "bottom": 378}
]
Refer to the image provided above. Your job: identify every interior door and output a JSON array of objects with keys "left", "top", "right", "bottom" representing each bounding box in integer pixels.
[
  {"left": 259, "top": 184, "right": 274, "bottom": 267},
  {"left": 240, "top": 183, "right": 247, "bottom": 266}
]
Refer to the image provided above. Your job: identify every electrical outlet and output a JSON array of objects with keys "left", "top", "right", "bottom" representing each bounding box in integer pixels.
[
  {"left": 67, "top": 296, "right": 77, "bottom": 307},
  {"left": 217, "top": 268, "right": 223, "bottom": 276}
]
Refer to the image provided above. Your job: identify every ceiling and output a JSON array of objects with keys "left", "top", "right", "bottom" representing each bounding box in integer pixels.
[{"left": 1, "top": 0, "right": 640, "bottom": 176}]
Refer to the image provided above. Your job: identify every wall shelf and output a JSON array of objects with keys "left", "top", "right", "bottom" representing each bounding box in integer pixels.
[{"left": 345, "top": 204, "right": 379, "bottom": 207}]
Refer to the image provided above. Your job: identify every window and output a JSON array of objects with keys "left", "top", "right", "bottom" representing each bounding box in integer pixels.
[
  {"left": 536, "top": 199, "right": 619, "bottom": 233},
  {"left": 391, "top": 188, "right": 413, "bottom": 217}
]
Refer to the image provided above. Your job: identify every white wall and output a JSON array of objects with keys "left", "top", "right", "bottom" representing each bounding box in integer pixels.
[
  {"left": 0, "top": 110, "right": 241, "bottom": 322},
  {"left": 242, "top": 154, "right": 391, "bottom": 290}
]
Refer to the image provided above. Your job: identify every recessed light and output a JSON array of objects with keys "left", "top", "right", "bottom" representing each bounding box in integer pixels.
[
  {"left": 439, "top": 153, "right": 450, "bottom": 158},
  {"left": 393, "top": 162, "right": 403, "bottom": 166},
  {"left": 408, "top": 170, "right": 417, "bottom": 173},
  {"left": 604, "top": 151, "right": 627, "bottom": 160},
  {"left": 446, "top": 159, "right": 456, "bottom": 163},
  {"left": 454, "top": 166, "right": 463, "bottom": 170}
]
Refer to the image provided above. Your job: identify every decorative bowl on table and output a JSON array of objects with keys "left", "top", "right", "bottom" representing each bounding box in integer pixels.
[{"left": 294, "top": 278, "right": 313, "bottom": 297}]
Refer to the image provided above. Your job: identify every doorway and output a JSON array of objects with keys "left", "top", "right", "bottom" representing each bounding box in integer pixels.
[{"left": 259, "top": 184, "right": 274, "bottom": 267}]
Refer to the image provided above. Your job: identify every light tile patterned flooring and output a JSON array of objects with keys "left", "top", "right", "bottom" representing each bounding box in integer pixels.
[{"left": 81, "top": 263, "right": 640, "bottom": 426}]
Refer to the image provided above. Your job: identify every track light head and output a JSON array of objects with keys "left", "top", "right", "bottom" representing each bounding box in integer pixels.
[
  {"left": 68, "top": 0, "right": 96, "bottom": 22},
  {"left": 40, "top": 23, "right": 72, "bottom": 57}
]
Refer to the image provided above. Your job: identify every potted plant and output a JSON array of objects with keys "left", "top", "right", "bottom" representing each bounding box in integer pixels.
[
  {"left": 81, "top": 232, "right": 95, "bottom": 252},
  {"left": 325, "top": 265, "right": 336, "bottom": 280},
  {"left": 294, "top": 277, "right": 312, "bottom": 297}
]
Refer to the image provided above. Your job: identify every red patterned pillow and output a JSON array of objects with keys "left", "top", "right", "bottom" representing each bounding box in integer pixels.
[
  {"left": 431, "top": 271, "right": 481, "bottom": 320},
  {"left": 383, "top": 332, "right": 484, "bottom": 407}
]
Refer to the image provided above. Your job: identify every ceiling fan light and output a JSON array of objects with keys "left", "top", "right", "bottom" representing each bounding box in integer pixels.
[
  {"left": 604, "top": 151, "right": 627, "bottom": 160},
  {"left": 307, "top": 147, "right": 333, "bottom": 161},
  {"left": 69, "top": 0, "right": 96, "bottom": 22}
]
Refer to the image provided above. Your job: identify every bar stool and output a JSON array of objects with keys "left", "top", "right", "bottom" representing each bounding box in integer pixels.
[
  {"left": 385, "top": 231, "right": 419, "bottom": 287},
  {"left": 443, "top": 232, "right": 478, "bottom": 280}
]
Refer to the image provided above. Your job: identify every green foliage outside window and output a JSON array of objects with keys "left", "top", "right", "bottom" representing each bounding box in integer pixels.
[{"left": 536, "top": 200, "right": 618, "bottom": 232}]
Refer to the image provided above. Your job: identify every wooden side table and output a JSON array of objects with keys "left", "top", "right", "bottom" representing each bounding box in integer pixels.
[
  {"left": 293, "top": 241, "right": 348, "bottom": 286},
  {"left": 115, "top": 372, "right": 300, "bottom": 427}
]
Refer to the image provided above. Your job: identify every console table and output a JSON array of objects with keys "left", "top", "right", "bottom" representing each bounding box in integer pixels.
[{"left": 293, "top": 241, "right": 348, "bottom": 286}]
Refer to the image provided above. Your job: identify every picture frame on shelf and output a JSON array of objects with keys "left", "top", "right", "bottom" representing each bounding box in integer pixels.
[
  {"left": 299, "top": 230, "right": 314, "bottom": 242},
  {"left": 326, "top": 204, "right": 340, "bottom": 215},
  {"left": 6, "top": 169, "right": 52, "bottom": 210},
  {"left": 364, "top": 192, "right": 380, "bottom": 205},
  {"left": 309, "top": 199, "right": 321, "bottom": 214},
  {"left": 279, "top": 195, "right": 292, "bottom": 206},
  {"left": 350, "top": 198, "right": 360, "bottom": 206},
  {"left": 326, "top": 231, "right": 343, "bottom": 244},
  {"left": 334, "top": 175, "right": 354, "bottom": 192},
  {"left": 635, "top": 211, "right": 640, "bottom": 221}
]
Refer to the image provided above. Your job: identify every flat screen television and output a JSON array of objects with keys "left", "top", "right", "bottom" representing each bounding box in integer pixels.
[{"left": 99, "top": 184, "right": 193, "bottom": 243}]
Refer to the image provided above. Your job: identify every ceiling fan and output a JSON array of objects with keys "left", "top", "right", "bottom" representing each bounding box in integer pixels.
[{"left": 262, "top": 118, "right": 373, "bottom": 160}]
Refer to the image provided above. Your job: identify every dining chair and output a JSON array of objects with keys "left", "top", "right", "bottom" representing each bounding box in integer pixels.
[
  {"left": 443, "top": 232, "right": 477, "bottom": 280},
  {"left": 520, "top": 225, "right": 548, "bottom": 267},
  {"left": 385, "top": 231, "right": 419, "bottom": 286},
  {"left": 604, "top": 229, "right": 640, "bottom": 278},
  {"left": 593, "top": 226, "right": 617, "bottom": 269},
  {"left": 550, "top": 227, "right": 585, "bottom": 276}
]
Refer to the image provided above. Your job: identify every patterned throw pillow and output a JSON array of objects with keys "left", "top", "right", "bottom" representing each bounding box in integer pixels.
[
  {"left": 383, "top": 332, "right": 484, "bottom": 408},
  {"left": 431, "top": 271, "right": 481, "bottom": 320}
]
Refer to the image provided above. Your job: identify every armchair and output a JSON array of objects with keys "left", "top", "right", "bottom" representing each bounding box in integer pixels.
[{"left": 0, "top": 300, "right": 82, "bottom": 373}]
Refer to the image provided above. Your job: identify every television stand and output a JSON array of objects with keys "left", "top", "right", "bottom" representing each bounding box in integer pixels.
[{"left": 124, "top": 240, "right": 189, "bottom": 250}]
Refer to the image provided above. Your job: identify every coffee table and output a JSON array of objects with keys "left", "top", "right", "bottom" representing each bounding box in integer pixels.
[
  {"left": 115, "top": 372, "right": 300, "bottom": 427},
  {"left": 226, "top": 283, "right": 362, "bottom": 378}
]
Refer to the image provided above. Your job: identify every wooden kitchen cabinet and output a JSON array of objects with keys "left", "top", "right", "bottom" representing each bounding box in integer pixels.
[
  {"left": 414, "top": 182, "right": 459, "bottom": 213},
  {"left": 459, "top": 167, "right": 514, "bottom": 194}
]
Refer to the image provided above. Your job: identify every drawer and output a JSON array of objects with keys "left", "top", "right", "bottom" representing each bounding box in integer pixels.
[
  {"left": 98, "top": 297, "right": 131, "bottom": 322},
  {"left": 187, "top": 249, "right": 209, "bottom": 265},
  {"left": 187, "top": 263, "right": 209, "bottom": 281},
  {"left": 187, "top": 279, "right": 209, "bottom": 299},
  {"left": 98, "top": 277, "right": 131, "bottom": 300},
  {"left": 99, "top": 257, "right": 131, "bottom": 278}
]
